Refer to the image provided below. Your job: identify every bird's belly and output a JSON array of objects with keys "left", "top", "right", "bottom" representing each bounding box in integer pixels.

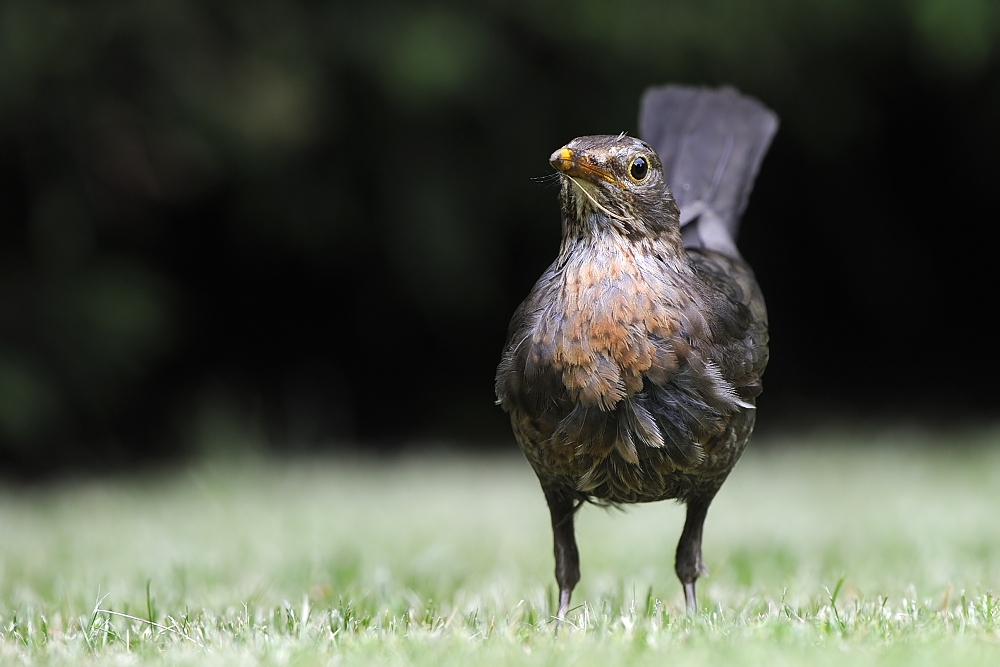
[{"left": 513, "top": 403, "right": 754, "bottom": 505}]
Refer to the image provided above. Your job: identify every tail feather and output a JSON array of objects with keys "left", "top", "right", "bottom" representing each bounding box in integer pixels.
[{"left": 638, "top": 85, "right": 778, "bottom": 259}]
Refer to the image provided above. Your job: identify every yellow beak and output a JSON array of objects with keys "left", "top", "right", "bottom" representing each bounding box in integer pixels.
[{"left": 549, "top": 147, "right": 619, "bottom": 186}]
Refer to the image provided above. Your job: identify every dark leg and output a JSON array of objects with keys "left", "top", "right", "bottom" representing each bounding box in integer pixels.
[
  {"left": 675, "top": 496, "right": 713, "bottom": 613},
  {"left": 543, "top": 487, "right": 581, "bottom": 623}
]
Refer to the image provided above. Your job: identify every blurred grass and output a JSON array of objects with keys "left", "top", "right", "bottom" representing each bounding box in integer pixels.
[{"left": 2, "top": 431, "right": 1000, "bottom": 665}]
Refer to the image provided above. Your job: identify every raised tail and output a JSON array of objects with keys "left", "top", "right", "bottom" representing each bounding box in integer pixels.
[{"left": 638, "top": 85, "right": 778, "bottom": 260}]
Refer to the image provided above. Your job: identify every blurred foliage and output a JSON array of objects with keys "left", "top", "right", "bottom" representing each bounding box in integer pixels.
[{"left": 1, "top": 0, "right": 999, "bottom": 472}]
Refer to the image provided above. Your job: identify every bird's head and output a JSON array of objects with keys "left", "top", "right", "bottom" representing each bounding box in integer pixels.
[{"left": 550, "top": 135, "right": 681, "bottom": 243}]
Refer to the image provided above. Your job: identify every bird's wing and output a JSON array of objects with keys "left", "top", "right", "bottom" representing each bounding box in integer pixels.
[
  {"left": 686, "top": 248, "right": 769, "bottom": 399},
  {"left": 638, "top": 85, "right": 778, "bottom": 260}
]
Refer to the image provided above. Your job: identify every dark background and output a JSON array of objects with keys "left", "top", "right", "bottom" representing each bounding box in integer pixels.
[{"left": 1, "top": 0, "right": 998, "bottom": 476}]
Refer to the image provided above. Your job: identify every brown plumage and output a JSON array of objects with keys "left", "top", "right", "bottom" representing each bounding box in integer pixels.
[{"left": 495, "top": 85, "right": 776, "bottom": 620}]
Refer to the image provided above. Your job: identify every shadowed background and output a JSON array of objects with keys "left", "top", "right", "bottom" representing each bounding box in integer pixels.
[{"left": 1, "top": 0, "right": 998, "bottom": 475}]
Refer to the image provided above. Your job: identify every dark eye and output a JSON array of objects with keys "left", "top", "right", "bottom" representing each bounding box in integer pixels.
[{"left": 629, "top": 156, "right": 649, "bottom": 182}]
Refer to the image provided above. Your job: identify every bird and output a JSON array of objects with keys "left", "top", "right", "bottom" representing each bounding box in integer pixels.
[{"left": 495, "top": 85, "right": 776, "bottom": 622}]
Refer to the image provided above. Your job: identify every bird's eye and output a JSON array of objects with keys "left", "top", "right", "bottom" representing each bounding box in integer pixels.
[{"left": 629, "top": 156, "right": 649, "bottom": 182}]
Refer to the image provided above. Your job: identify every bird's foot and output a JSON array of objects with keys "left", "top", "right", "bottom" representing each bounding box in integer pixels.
[
  {"left": 683, "top": 582, "right": 697, "bottom": 614},
  {"left": 554, "top": 588, "right": 572, "bottom": 634}
]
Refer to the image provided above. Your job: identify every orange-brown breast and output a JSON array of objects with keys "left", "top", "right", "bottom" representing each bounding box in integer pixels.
[{"left": 526, "top": 243, "right": 682, "bottom": 411}]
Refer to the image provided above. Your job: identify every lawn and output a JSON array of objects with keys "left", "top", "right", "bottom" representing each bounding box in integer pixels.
[{"left": 2, "top": 430, "right": 1000, "bottom": 665}]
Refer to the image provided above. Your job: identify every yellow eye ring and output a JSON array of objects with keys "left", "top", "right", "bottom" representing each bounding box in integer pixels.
[{"left": 628, "top": 156, "right": 649, "bottom": 182}]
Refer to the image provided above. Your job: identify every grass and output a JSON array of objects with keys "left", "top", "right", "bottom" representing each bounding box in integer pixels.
[{"left": 2, "top": 429, "right": 1000, "bottom": 665}]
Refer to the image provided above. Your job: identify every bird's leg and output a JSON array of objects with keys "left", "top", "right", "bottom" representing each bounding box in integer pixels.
[
  {"left": 675, "top": 496, "right": 713, "bottom": 614},
  {"left": 543, "top": 487, "right": 581, "bottom": 625}
]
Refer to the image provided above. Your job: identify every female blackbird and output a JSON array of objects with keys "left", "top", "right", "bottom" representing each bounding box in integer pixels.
[{"left": 495, "top": 85, "right": 776, "bottom": 620}]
